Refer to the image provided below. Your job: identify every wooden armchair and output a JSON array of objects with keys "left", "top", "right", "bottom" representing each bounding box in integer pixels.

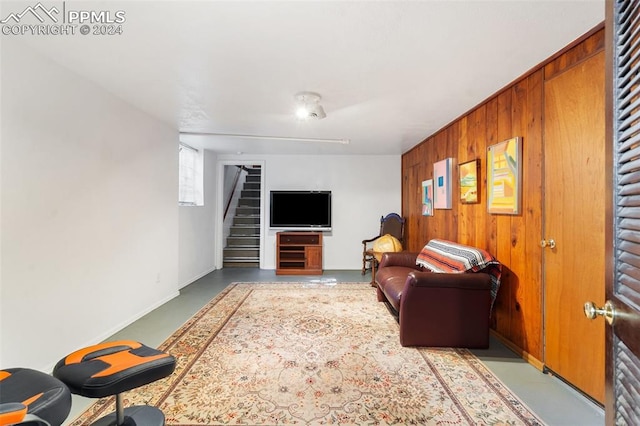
[{"left": 362, "top": 213, "right": 405, "bottom": 275}]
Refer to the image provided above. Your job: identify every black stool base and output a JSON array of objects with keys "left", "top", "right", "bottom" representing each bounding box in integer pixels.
[{"left": 91, "top": 405, "right": 165, "bottom": 426}]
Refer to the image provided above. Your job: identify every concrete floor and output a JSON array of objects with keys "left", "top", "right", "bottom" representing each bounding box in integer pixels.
[{"left": 65, "top": 268, "right": 604, "bottom": 425}]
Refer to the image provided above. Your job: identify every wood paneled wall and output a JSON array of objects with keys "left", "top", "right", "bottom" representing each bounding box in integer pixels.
[{"left": 401, "top": 28, "right": 605, "bottom": 361}]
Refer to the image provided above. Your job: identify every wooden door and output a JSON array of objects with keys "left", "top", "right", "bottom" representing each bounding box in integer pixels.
[
  {"left": 306, "top": 245, "right": 322, "bottom": 272},
  {"left": 543, "top": 51, "right": 606, "bottom": 403},
  {"left": 602, "top": 1, "right": 640, "bottom": 423}
]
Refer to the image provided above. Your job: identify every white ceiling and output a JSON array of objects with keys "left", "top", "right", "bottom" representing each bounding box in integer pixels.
[{"left": 11, "top": 0, "right": 604, "bottom": 155}]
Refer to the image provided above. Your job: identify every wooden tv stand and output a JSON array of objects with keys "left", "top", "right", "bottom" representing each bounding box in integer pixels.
[{"left": 276, "top": 231, "right": 323, "bottom": 275}]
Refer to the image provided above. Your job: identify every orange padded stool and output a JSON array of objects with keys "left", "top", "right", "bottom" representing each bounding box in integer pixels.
[
  {"left": 53, "top": 340, "right": 176, "bottom": 426},
  {"left": 0, "top": 368, "right": 71, "bottom": 426}
]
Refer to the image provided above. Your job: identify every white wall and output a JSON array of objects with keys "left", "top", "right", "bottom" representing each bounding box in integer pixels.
[
  {"left": 0, "top": 43, "right": 401, "bottom": 370},
  {"left": 1, "top": 41, "right": 180, "bottom": 370},
  {"left": 218, "top": 154, "right": 401, "bottom": 270},
  {"left": 178, "top": 149, "right": 217, "bottom": 287}
]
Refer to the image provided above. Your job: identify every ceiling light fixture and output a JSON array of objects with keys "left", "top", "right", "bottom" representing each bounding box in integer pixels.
[
  {"left": 179, "top": 131, "right": 349, "bottom": 144},
  {"left": 295, "top": 92, "right": 326, "bottom": 120}
]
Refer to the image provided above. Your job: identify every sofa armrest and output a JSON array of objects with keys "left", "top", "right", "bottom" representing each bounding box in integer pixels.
[
  {"left": 378, "top": 252, "right": 420, "bottom": 269},
  {"left": 398, "top": 271, "right": 492, "bottom": 348},
  {"left": 405, "top": 271, "right": 491, "bottom": 290}
]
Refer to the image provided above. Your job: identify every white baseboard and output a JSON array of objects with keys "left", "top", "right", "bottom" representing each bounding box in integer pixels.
[
  {"left": 40, "top": 267, "right": 217, "bottom": 372},
  {"left": 41, "top": 290, "right": 179, "bottom": 373},
  {"left": 179, "top": 266, "right": 217, "bottom": 289}
]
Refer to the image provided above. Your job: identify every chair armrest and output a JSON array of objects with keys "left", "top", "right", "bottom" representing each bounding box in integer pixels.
[
  {"left": 0, "top": 402, "right": 27, "bottom": 425},
  {"left": 362, "top": 236, "right": 381, "bottom": 245},
  {"left": 378, "top": 252, "right": 420, "bottom": 269},
  {"left": 0, "top": 402, "right": 49, "bottom": 426}
]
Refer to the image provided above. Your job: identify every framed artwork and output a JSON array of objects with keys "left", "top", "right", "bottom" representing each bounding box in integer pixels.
[
  {"left": 433, "top": 158, "right": 453, "bottom": 209},
  {"left": 459, "top": 159, "right": 480, "bottom": 204},
  {"left": 421, "top": 179, "right": 434, "bottom": 216},
  {"left": 487, "top": 137, "right": 522, "bottom": 214}
]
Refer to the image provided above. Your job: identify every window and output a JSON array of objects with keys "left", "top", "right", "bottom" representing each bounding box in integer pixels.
[{"left": 179, "top": 143, "right": 204, "bottom": 206}]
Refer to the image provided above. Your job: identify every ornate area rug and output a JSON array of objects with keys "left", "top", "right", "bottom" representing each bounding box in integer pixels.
[{"left": 69, "top": 282, "right": 544, "bottom": 425}]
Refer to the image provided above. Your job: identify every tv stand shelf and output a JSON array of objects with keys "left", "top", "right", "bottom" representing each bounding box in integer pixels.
[{"left": 276, "top": 232, "right": 323, "bottom": 275}]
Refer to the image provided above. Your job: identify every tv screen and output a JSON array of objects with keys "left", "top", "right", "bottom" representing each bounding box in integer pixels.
[{"left": 269, "top": 191, "right": 332, "bottom": 230}]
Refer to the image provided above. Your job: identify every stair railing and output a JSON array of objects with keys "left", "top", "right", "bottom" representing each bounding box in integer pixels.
[{"left": 224, "top": 166, "right": 255, "bottom": 221}]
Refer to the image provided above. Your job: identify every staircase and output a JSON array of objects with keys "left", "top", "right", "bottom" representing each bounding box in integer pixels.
[{"left": 223, "top": 166, "right": 261, "bottom": 267}]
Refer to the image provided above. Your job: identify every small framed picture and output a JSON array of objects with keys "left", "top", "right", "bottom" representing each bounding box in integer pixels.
[
  {"left": 421, "top": 179, "right": 434, "bottom": 216},
  {"left": 459, "top": 159, "right": 480, "bottom": 204},
  {"left": 433, "top": 158, "right": 453, "bottom": 209}
]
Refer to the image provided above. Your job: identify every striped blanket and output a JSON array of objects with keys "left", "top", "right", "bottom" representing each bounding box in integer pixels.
[{"left": 416, "top": 239, "right": 502, "bottom": 308}]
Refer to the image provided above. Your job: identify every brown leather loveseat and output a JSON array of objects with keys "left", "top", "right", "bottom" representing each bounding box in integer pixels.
[{"left": 375, "top": 239, "right": 502, "bottom": 348}]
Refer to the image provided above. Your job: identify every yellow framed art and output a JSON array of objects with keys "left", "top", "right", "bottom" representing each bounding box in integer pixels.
[{"left": 487, "top": 137, "right": 522, "bottom": 215}]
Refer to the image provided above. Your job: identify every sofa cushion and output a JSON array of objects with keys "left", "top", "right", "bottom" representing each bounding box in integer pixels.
[
  {"left": 375, "top": 265, "right": 418, "bottom": 311},
  {"left": 416, "top": 239, "right": 502, "bottom": 306}
]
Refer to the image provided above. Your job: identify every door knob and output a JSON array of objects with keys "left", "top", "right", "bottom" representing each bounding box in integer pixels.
[
  {"left": 540, "top": 239, "right": 556, "bottom": 249},
  {"left": 584, "top": 300, "right": 616, "bottom": 325}
]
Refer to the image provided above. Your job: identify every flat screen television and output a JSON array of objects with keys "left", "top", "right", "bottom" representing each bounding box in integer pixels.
[{"left": 269, "top": 190, "right": 332, "bottom": 231}]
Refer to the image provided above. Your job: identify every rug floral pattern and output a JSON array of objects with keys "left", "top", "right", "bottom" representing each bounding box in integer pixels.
[{"left": 69, "top": 282, "right": 544, "bottom": 425}]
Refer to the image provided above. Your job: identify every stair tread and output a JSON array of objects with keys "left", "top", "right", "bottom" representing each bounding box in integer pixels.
[{"left": 223, "top": 257, "right": 260, "bottom": 261}]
